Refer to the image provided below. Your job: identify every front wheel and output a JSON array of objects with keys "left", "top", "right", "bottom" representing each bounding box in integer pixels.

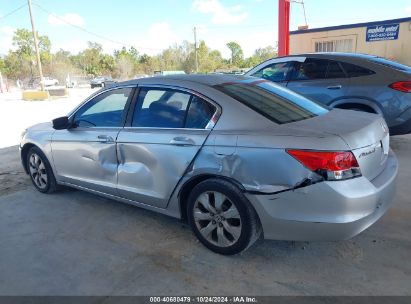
[
  {"left": 27, "top": 147, "right": 58, "bottom": 194},
  {"left": 187, "top": 178, "right": 261, "bottom": 255}
]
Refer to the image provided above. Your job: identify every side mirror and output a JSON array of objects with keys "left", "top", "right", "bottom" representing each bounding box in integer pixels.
[{"left": 52, "top": 116, "right": 70, "bottom": 130}]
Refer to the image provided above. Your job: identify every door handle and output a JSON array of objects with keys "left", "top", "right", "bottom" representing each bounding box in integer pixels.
[
  {"left": 169, "top": 137, "right": 195, "bottom": 146},
  {"left": 327, "top": 85, "right": 342, "bottom": 90},
  {"left": 97, "top": 135, "right": 114, "bottom": 143}
]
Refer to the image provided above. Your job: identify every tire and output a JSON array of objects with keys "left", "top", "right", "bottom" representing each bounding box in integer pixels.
[
  {"left": 187, "top": 178, "right": 261, "bottom": 255},
  {"left": 27, "top": 146, "right": 58, "bottom": 194}
]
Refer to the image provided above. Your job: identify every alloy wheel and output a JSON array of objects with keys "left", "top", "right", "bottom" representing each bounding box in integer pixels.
[
  {"left": 193, "top": 191, "right": 242, "bottom": 247},
  {"left": 29, "top": 153, "right": 48, "bottom": 189}
]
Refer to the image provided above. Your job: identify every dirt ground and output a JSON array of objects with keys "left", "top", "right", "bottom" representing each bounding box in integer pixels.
[{"left": 0, "top": 134, "right": 410, "bottom": 296}]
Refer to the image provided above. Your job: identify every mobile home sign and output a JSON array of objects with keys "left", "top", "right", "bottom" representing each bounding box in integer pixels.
[{"left": 366, "top": 23, "right": 400, "bottom": 42}]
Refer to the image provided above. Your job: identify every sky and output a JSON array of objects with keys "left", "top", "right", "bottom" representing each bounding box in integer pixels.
[{"left": 1, "top": 0, "right": 411, "bottom": 58}]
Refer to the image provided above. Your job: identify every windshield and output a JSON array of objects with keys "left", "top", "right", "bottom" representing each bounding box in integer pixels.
[{"left": 214, "top": 80, "right": 328, "bottom": 125}]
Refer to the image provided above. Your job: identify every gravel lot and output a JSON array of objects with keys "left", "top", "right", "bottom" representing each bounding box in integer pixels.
[{"left": 0, "top": 89, "right": 410, "bottom": 296}]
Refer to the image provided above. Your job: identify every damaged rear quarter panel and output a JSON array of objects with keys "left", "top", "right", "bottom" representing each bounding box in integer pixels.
[{"left": 176, "top": 131, "right": 349, "bottom": 197}]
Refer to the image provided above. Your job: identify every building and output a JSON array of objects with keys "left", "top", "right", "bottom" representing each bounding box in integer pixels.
[{"left": 290, "top": 17, "right": 411, "bottom": 65}]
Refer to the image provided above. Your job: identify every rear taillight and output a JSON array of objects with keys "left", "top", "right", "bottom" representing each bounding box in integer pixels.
[
  {"left": 287, "top": 150, "right": 361, "bottom": 181},
  {"left": 389, "top": 81, "right": 411, "bottom": 93}
]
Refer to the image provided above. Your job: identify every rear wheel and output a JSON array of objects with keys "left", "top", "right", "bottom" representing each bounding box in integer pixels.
[
  {"left": 187, "top": 178, "right": 261, "bottom": 255},
  {"left": 27, "top": 147, "right": 57, "bottom": 194}
]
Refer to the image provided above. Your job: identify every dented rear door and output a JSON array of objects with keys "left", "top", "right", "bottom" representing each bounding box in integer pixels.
[{"left": 116, "top": 86, "right": 219, "bottom": 209}]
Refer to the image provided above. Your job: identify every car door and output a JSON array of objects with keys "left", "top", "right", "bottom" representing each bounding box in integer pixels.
[
  {"left": 51, "top": 86, "right": 135, "bottom": 195},
  {"left": 116, "top": 86, "right": 219, "bottom": 209},
  {"left": 286, "top": 58, "right": 351, "bottom": 106}
]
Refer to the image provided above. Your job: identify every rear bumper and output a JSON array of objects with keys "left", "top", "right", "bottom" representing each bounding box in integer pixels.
[{"left": 246, "top": 150, "right": 398, "bottom": 241}]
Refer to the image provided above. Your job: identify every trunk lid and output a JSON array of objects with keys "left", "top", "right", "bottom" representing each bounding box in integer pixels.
[{"left": 283, "top": 109, "right": 390, "bottom": 180}]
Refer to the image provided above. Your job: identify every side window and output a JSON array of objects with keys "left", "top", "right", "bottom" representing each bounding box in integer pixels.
[
  {"left": 326, "top": 61, "right": 346, "bottom": 79},
  {"left": 73, "top": 87, "right": 132, "bottom": 127},
  {"left": 341, "top": 62, "right": 375, "bottom": 77},
  {"left": 292, "top": 59, "right": 329, "bottom": 80},
  {"left": 185, "top": 96, "right": 216, "bottom": 129},
  {"left": 132, "top": 88, "right": 191, "bottom": 128},
  {"left": 252, "top": 61, "right": 293, "bottom": 82}
]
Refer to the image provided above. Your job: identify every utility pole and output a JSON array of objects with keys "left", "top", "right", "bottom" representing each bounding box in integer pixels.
[
  {"left": 27, "top": 0, "right": 44, "bottom": 90},
  {"left": 194, "top": 27, "right": 199, "bottom": 73}
]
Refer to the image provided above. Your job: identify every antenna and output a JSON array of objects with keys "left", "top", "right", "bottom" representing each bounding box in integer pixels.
[{"left": 291, "top": 0, "right": 308, "bottom": 26}]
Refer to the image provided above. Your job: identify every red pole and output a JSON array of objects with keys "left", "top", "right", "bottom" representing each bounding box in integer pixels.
[{"left": 278, "top": 0, "right": 290, "bottom": 56}]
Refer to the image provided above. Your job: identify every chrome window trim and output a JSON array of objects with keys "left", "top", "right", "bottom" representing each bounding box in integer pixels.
[
  {"left": 122, "top": 126, "right": 209, "bottom": 132},
  {"left": 133, "top": 84, "right": 222, "bottom": 130}
]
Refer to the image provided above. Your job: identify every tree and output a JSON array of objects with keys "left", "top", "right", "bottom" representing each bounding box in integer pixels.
[
  {"left": 226, "top": 41, "right": 244, "bottom": 67},
  {"left": 113, "top": 46, "right": 140, "bottom": 79},
  {"left": 1, "top": 31, "right": 278, "bottom": 81},
  {"left": 49, "top": 49, "right": 79, "bottom": 83},
  {"left": 6, "top": 28, "right": 52, "bottom": 80},
  {"left": 196, "top": 40, "right": 224, "bottom": 73},
  {"left": 0, "top": 56, "right": 6, "bottom": 73},
  {"left": 243, "top": 46, "right": 277, "bottom": 68},
  {"left": 138, "top": 54, "right": 160, "bottom": 74},
  {"left": 72, "top": 42, "right": 114, "bottom": 76}
]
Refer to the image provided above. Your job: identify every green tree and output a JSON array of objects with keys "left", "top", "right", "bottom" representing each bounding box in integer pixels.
[
  {"left": 49, "top": 49, "right": 80, "bottom": 83},
  {"left": 113, "top": 46, "right": 140, "bottom": 79},
  {"left": 196, "top": 40, "right": 225, "bottom": 73},
  {"left": 6, "top": 28, "right": 52, "bottom": 80},
  {"left": 226, "top": 41, "right": 244, "bottom": 67},
  {"left": 72, "top": 42, "right": 114, "bottom": 76}
]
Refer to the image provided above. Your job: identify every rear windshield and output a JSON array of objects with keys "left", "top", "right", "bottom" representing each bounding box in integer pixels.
[
  {"left": 215, "top": 80, "right": 328, "bottom": 124},
  {"left": 369, "top": 57, "right": 411, "bottom": 72}
]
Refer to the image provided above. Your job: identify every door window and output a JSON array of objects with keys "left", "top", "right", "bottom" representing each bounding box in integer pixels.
[
  {"left": 326, "top": 61, "right": 346, "bottom": 79},
  {"left": 251, "top": 61, "right": 293, "bottom": 82},
  {"left": 185, "top": 96, "right": 216, "bottom": 129},
  {"left": 132, "top": 88, "right": 216, "bottom": 129},
  {"left": 132, "top": 89, "right": 190, "bottom": 128},
  {"left": 291, "top": 59, "right": 348, "bottom": 80},
  {"left": 292, "top": 59, "right": 329, "bottom": 80},
  {"left": 73, "top": 88, "right": 132, "bottom": 127}
]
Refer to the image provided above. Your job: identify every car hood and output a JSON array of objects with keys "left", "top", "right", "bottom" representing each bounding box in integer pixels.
[{"left": 27, "top": 121, "right": 53, "bottom": 131}]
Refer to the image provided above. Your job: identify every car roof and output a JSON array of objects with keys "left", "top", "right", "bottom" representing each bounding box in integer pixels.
[
  {"left": 302, "top": 52, "right": 377, "bottom": 59},
  {"left": 121, "top": 74, "right": 254, "bottom": 87},
  {"left": 266, "top": 52, "right": 377, "bottom": 61}
]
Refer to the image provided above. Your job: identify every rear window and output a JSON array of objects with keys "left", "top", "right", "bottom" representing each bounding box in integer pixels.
[
  {"left": 340, "top": 62, "right": 375, "bottom": 77},
  {"left": 368, "top": 57, "right": 411, "bottom": 72},
  {"left": 214, "top": 80, "right": 328, "bottom": 125}
]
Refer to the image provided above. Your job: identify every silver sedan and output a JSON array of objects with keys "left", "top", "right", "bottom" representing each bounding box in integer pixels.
[{"left": 20, "top": 75, "right": 398, "bottom": 255}]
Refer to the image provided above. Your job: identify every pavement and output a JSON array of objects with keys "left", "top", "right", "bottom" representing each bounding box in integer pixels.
[{"left": 0, "top": 133, "right": 410, "bottom": 296}]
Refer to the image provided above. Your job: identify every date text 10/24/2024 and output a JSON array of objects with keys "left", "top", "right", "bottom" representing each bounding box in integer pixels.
[{"left": 149, "top": 297, "right": 258, "bottom": 303}]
